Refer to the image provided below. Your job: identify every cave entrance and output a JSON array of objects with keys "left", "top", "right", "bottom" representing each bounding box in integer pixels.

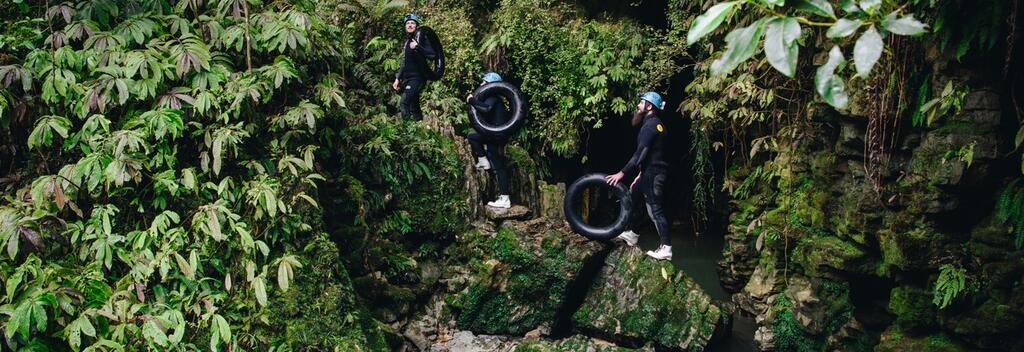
[{"left": 553, "top": 2, "right": 759, "bottom": 350}]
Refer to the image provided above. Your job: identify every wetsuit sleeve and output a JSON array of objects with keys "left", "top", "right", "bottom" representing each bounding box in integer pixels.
[
  {"left": 621, "top": 120, "right": 657, "bottom": 175},
  {"left": 469, "top": 95, "right": 497, "bottom": 113},
  {"left": 395, "top": 40, "right": 406, "bottom": 80}
]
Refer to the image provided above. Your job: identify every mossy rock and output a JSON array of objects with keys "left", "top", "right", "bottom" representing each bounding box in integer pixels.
[
  {"left": 793, "top": 235, "right": 876, "bottom": 277},
  {"left": 268, "top": 235, "right": 394, "bottom": 351},
  {"left": 512, "top": 335, "right": 647, "bottom": 352},
  {"left": 887, "top": 286, "right": 937, "bottom": 331},
  {"left": 939, "top": 298, "right": 1024, "bottom": 349},
  {"left": 451, "top": 218, "right": 605, "bottom": 335},
  {"left": 875, "top": 326, "right": 965, "bottom": 352},
  {"left": 879, "top": 226, "right": 950, "bottom": 272},
  {"left": 572, "top": 247, "right": 725, "bottom": 351}
]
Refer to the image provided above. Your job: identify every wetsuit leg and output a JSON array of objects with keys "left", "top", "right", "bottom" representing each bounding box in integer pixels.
[
  {"left": 467, "top": 132, "right": 486, "bottom": 157},
  {"left": 641, "top": 172, "right": 670, "bottom": 246},
  {"left": 487, "top": 140, "right": 510, "bottom": 195},
  {"left": 400, "top": 79, "right": 425, "bottom": 120}
]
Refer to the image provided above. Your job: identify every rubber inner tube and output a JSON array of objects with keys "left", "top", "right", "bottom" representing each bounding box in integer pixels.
[
  {"left": 468, "top": 81, "right": 526, "bottom": 138},
  {"left": 563, "top": 173, "right": 633, "bottom": 240}
]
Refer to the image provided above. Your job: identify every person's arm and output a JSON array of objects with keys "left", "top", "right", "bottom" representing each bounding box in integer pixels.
[
  {"left": 620, "top": 120, "right": 658, "bottom": 175},
  {"left": 395, "top": 40, "right": 407, "bottom": 80},
  {"left": 468, "top": 95, "right": 497, "bottom": 113}
]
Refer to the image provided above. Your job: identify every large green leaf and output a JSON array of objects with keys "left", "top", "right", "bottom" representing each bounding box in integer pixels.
[
  {"left": 853, "top": 25, "right": 883, "bottom": 77},
  {"left": 793, "top": 0, "right": 836, "bottom": 18},
  {"left": 826, "top": 18, "right": 862, "bottom": 38},
  {"left": 686, "top": 1, "right": 739, "bottom": 45},
  {"left": 882, "top": 12, "right": 928, "bottom": 36},
  {"left": 859, "top": 0, "right": 881, "bottom": 15},
  {"left": 764, "top": 17, "right": 801, "bottom": 77},
  {"left": 814, "top": 46, "right": 849, "bottom": 109},
  {"left": 710, "top": 19, "right": 767, "bottom": 76}
]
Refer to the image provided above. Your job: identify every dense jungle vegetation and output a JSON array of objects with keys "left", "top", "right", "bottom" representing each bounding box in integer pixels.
[{"left": 1, "top": 0, "right": 1022, "bottom": 350}]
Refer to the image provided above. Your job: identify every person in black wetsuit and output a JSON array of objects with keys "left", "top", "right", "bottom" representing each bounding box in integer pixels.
[
  {"left": 466, "top": 72, "right": 512, "bottom": 209},
  {"left": 605, "top": 92, "right": 672, "bottom": 260},
  {"left": 392, "top": 13, "right": 436, "bottom": 121}
]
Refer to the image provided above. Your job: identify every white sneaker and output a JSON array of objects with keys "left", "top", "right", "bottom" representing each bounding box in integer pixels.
[
  {"left": 486, "top": 195, "right": 510, "bottom": 209},
  {"left": 646, "top": 245, "right": 672, "bottom": 260},
  {"left": 475, "top": 157, "right": 491, "bottom": 170},
  {"left": 616, "top": 230, "right": 639, "bottom": 247}
]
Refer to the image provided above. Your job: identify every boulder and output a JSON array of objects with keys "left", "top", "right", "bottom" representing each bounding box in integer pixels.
[
  {"left": 572, "top": 246, "right": 726, "bottom": 350},
  {"left": 875, "top": 326, "right": 965, "bottom": 352},
  {"left": 940, "top": 298, "right": 1024, "bottom": 349},
  {"left": 451, "top": 218, "right": 606, "bottom": 335},
  {"left": 793, "top": 235, "right": 876, "bottom": 277},
  {"left": 511, "top": 335, "right": 651, "bottom": 351},
  {"left": 887, "top": 286, "right": 937, "bottom": 331},
  {"left": 485, "top": 205, "right": 532, "bottom": 221},
  {"left": 879, "top": 226, "right": 951, "bottom": 272},
  {"left": 427, "top": 331, "right": 515, "bottom": 352}
]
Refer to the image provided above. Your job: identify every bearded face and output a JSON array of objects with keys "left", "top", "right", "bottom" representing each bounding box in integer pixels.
[
  {"left": 632, "top": 100, "right": 652, "bottom": 127},
  {"left": 405, "top": 21, "right": 417, "bottom": 34}
]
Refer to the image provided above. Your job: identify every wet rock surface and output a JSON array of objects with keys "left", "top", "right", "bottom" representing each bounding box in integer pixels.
[{"left": 572, "top": 246, "right": 726, "bottom": 350}]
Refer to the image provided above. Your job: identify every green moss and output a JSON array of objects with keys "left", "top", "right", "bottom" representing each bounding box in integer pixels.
[
  {"left": 887, "top": 286, "right": 937, "bottom": 331},
  {"left": 772, "top": 309, "right": 823, "bottom": 352},
  {"left": 572, "top": 247, "right": 723, "bottom": 350},
  {"left": 512, "top": 335, "right": 639, "bottom": 351},
  {"left": 452, "top": 225, "right": 602, "bottom": 335},
  {"left": 876, "top": 326, "right": 965, "bottom": 352},
  {"left": 269, "top": 235, "right": 393, "bottom": 351},
  {"left": 879, "top": 225, "right": 946, "bottom": 272},
  {"left": 793, "top": 235, "right": 873, "bottom": 276}
]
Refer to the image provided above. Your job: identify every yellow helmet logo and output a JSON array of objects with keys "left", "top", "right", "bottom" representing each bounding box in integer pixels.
[{"left": 656, "top": 124, "right": 664, "bottom": 132}]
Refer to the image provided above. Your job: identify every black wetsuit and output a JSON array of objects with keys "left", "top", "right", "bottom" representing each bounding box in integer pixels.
[
  {"left": 467, "top": 94, "right": 510, "bottom": 195},
  {"left": 621, "top": 114, "right": 670, "bottom": 246},
  {"left": 396, "top": 31, "right": 436, "bottom": 121}
]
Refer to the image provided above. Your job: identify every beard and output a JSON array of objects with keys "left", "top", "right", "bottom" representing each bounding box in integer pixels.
[{"left": 631, "top": 108, "right": 648, "bottom": 127}]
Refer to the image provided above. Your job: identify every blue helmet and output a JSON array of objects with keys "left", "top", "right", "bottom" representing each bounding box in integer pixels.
[
  {"left": 403, "top": 13, "right": 420, "bottom": 25},
  {"left": 482, "top": 72, "right": 502, "bottom": 83},
  {"left": 638, "top": 92, "right": 665, "bottom": 110}
]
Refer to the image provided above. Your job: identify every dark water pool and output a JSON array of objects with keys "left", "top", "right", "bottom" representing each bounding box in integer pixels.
[{"left": 635, "top": 225, "right": 757, "bottom": 352}]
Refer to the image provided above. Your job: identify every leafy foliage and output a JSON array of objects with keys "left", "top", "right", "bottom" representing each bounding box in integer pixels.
[
  {"left": 0, "top": 0, "right": 461, "bottom": 350},
  {"left": 687, "top": 0, "right": 929, "bottom": 109},
  {"left": 483, "top": 0, "right": 687, "bottom": 157},
  {"left": 996, "top": 179, "right": 1024, "bottom": 250},
  {"left": 932, "top": 264, "right": 967, "bottom": 309}
]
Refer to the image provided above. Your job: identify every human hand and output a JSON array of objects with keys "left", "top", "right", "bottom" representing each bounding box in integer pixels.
[{"left": 605, "top": 172, "right": 625, "bottom": 186}]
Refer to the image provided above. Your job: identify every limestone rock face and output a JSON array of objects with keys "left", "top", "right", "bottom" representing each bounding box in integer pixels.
[
  {"left": 451, "top": 218, "right": 606, "bottom": 335},
  {"left": 572, "top": 246, "right": 726, "bottom": 351},
  {"left": 485, "top": 204, "right": 532, "bottom": 221}
]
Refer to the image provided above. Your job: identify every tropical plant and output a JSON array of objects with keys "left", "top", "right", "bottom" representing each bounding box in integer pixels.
[{"left": 686, "top": 0, "right": 929, "bottom": 109}]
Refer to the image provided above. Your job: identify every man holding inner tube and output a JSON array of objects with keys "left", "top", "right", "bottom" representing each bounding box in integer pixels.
[
  {"left": 467, "top": 72, "right": 512, "bottom": 209},
  {"left": 392, "top": 13, "right": 435, "bottom": 121},
  {"left": 605, "top": 92, "right": 672, "bottom": 260}
]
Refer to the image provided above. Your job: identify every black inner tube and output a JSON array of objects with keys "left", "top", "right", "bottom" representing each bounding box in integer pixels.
[
  {"left": 563, "top": 173, "right": 633, "bottom": 240},
  {"left": 468, "top": 81, "right": 525, "bottom": 138}
]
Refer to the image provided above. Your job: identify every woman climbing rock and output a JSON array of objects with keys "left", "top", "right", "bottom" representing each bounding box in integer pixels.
[
  {"left": 605, "top": 92, "right": 673, "bottom": 260},
  {"left": 467, "top": 72, "right": 514, "bottom": 209}
]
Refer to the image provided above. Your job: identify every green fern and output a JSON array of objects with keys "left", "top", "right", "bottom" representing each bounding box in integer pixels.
[
  {"left": 996, "top": 179, "right": 1024, "bottom": 249},
  {"left": 932, "top": 264, "right": 966, "bottom": 309}
]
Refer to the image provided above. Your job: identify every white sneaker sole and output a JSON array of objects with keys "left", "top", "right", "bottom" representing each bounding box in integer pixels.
[{"left": 646, "top": 252, "right": 672, "bottom": 260}]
